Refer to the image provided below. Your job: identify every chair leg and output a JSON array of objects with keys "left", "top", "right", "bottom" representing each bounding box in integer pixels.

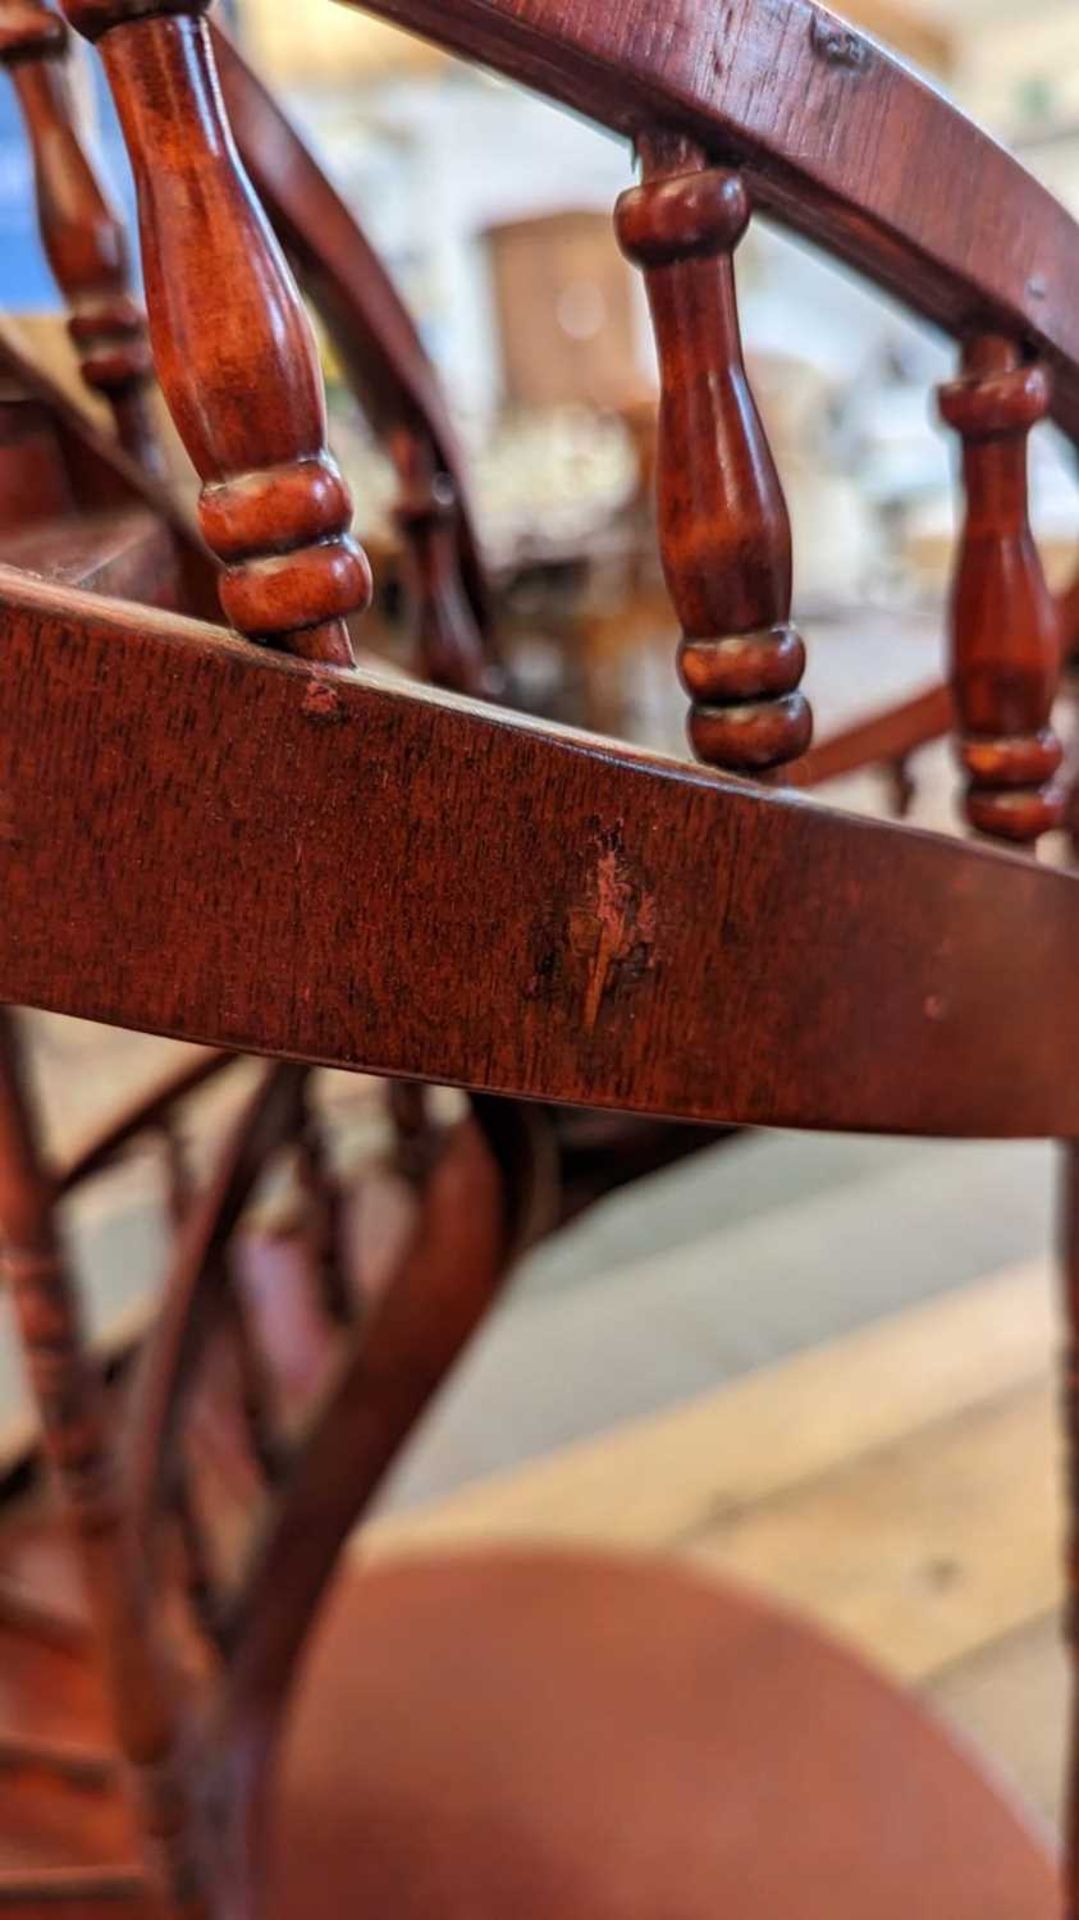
[
  {"left": 1061, "top": 1141, "right": 1079, "bottom": 1918},
  {"left": 0, "top": 1009, "right": 194, "bottom": 1912},
  {"left": 0, "top": 1009, "right": 119, "bottom": 1591}
]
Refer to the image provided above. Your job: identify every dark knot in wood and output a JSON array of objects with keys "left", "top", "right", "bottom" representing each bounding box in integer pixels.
[{"left": 809, "top": 14, "right": 871, "bottom": 71}]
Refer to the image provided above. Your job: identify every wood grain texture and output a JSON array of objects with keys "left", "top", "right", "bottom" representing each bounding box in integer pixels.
[
  {"left": 61, "top": 0, "right": 371, "bottom": 665},
  {"left": 211, "top": 22, "right": 491, "bottom": 648},
  {"left": 617, "top": 138, "right": 810, "bottom": 773},
  {"left": 340, "top": 0, "right": 1079, "bottom": 446},
  {"left": 939, "top": 335, "right": 1064, "bottom": 843},
  {"left": 0, "top": 1015, "right": 189, "bottom": 1911},
  {"left": 3, "top": 571, "right": 1079, "bottom": 1136},
  {"left": 0, "top": 321, "right": 218, "bottom": 618}
]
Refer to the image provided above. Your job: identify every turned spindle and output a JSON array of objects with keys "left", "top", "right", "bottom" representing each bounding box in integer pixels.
[
  {"left": 0, "top": 1010, "right": 192, "bottom": 1905},
  {"left": 615, "top": 135, "right": 811, "bottom": 774},
  {"left": 0, "top": 0, "right": 159, "bottom": 469},
  {"left": 60, "top": 0, "right": 370, "bottom": 666},
  {"left": 938, "top": 334, "right": 1063, "bottom": 844},
  {"left": 390, "top": 426, "right": 490, "bottom": 696}
]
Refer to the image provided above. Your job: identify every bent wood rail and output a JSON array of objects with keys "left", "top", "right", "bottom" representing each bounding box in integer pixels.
[
  {"left": 337, "top": 0, "right": 1079, "bottom": 448},
  {"left": 2, "top": 6, "right": 1079, "bottom": 1914},
  {"left": 313, "top": 19, "right": 1079, "bottom": 1889},
  {"left": 1, "top": 568, "right": 1079, "bottom": 1140},
  {"left": 338, "top": 0, "right": 1079, "bottom": 783}
]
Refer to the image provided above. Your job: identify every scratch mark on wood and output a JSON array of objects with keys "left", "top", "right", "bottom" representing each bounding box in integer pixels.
[
  {"left": 809, "top": 15, "right": 871, "bottom": 71},
  {"left": 568, "top": 830, "right": 657, "bottom": 1035},
  {"left": 300, "top": 679, "right": 346, "bottom": 723}
]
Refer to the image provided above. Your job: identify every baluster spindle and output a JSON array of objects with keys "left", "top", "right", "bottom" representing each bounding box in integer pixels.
[
  {"left": 0, "top": 0, "right": 159, "bottom": 469},
  {"left": 942, "top": 336, "right": 1071, "bottom": 1917},
  {"left": 296, "top": 1080, "right": 351, "bottom": 1326},
  {"left": 615, "top": 134, "right": 811, "bottom": 774},
  {"left": 389, "top": 426, "right": 489, "bottom": 697},
  {"left": 158, "top": 1112, "right": 190, "bottom": 1229},
  {"left": 0, "top": 1010, "right": 192, "bottom": 1905},
  {"left": 60, "top": 0, "right": 371, "bottom": 666},
  {"left": 938, "top": 334, "right": 1063, "bottom": 844}
]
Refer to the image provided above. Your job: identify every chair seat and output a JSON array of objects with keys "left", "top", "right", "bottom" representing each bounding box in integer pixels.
[{"left": 268, "top": 1549, "right": 1057, "bottom": 1920}]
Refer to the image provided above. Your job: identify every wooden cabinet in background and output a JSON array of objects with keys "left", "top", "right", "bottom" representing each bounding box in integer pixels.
[{"left": 485, "top": 208, "right": 648, "bottom": 412}]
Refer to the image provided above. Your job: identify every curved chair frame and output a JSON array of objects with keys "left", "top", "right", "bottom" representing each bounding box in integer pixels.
[
  {"left": 2, "top": 4, "right": 1079, "bottom": 1916},
  {"left": 0, "top": 563, "right": 1076, "bottom": 1139},
  {"left": 342, "top": 0, "right": 1079, "bottom": 441}
]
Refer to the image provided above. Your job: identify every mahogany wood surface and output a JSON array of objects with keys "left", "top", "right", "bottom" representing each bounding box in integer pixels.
[
  {"left": 387, "top": 422, "right": 492, "bottom": 693},
  {"left": 0, "top": 325, "right": 217, "bottom": 617},
  {"left": 210, "top": 22, "right": 491, "bottom": 648},
  {"left": 2, "top": 570, "right": 1079, "bottom": 1139},
  {"left": 1063, "top": 571, "right": 1079, "bottom": 663},
  {"left": 0, "top": 1034, "right": 515, "bottom": 1912},
  {"left": 616, "top": 136, "right": 811, "bottom": 774},
  {"left": 0, "top": 1075, "right": 531, "bottom": 1915},
  {"left": 338, "top": 0, "right": 1079, "bottom": 446},
  {"left": 939, "top": 334, "right": 1065, "bottom": 843},
  {"left": 60, "top": 0, "right": 371, "bottom": 668},
  {"left": 0, "top": 1013, "right": 184, "bottom": 1911},
  {"left": 0, "top": 506, "right": 181, "bottom": 607},
  {"left": 3, "top": 6, "right": 1079, "bottom": 1914}
]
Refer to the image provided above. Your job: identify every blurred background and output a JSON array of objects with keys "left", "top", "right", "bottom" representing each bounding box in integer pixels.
[{"left": 1, "top": 0, "right": 1077, "bottom": 1852}]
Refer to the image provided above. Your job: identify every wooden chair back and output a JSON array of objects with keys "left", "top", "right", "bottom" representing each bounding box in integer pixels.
[{"left": 1, "top": 0, "right": 1079, "bottom": 1912}]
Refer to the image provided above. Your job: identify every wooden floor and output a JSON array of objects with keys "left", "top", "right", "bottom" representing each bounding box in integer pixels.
[{"left": 369, "top": 1257, "right": 1068, "bottom": 1831}]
